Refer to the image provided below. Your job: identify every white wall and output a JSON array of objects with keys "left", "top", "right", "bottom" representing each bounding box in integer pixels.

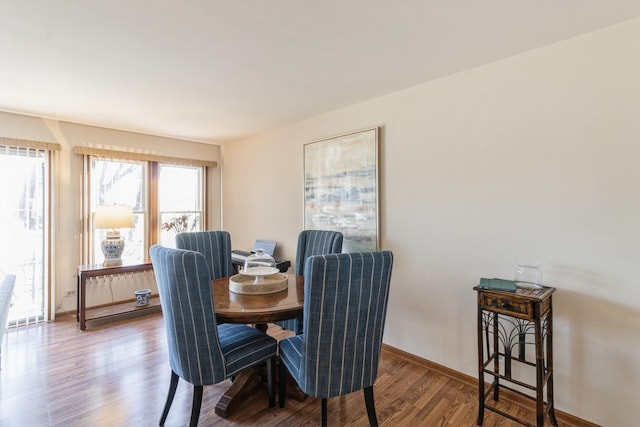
[
  {"left": 222, "top": 18, "right": 640, "bottom": 426},
  {"left": 0, "top": 112, "right": 222, "bottom": 313}
]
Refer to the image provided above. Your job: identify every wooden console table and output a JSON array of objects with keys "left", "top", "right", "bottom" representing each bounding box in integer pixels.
[
  {"left": 77, "top": 260, "right": 159, "bottom": 330},
  {"left": 474, "top": 284, "right": 557, "bottom": 427}
]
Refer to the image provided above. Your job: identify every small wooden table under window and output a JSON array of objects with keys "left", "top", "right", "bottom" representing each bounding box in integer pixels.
[
  {"left": 474, "top": 284, "right": 558, "bottom": 427},
  {"left": 77, "top": 260, "right": 158, "bottom": 330}
]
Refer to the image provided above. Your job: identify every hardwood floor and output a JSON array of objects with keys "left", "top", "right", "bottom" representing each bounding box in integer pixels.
[{"left": 0, "top": 313, "right": 588, "bottom": 427}]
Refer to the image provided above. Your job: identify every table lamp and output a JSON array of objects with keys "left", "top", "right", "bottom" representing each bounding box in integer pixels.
[{"left": 94, "top": 204, "right": 134, "bottom": 266}]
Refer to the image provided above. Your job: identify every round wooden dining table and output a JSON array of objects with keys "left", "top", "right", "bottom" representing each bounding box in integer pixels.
[
  {"left": 212, "top": 273, "right": 304, "bottom": 325},
  {"left": 210, "top": 273, "right": 304, "bottom": 417}
]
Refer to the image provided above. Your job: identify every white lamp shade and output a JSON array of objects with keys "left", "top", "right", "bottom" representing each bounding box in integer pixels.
[{"left": 94, "top": 205, "right": 134, "bottom": 229}]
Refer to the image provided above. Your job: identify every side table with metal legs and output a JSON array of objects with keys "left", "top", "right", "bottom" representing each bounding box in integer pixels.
[{"left": 474, "top": 285, "right": 558, "bottom": 427}]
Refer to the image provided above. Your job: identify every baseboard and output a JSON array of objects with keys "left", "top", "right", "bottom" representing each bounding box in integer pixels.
[{"left": 381, "top": 344, "right": 600, "bottom": 427}]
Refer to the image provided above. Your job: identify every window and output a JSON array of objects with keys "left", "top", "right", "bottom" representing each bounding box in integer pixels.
[
  {"left": 85, "top": 156, "right": 206, "bottom": 264},
  {"left": 0, "top": 138, "right": 59, "bottom": 324},
  {"left": 158, "top": 164, "right": 203, "bottom": 247},
  {"left": 90, "top": 158, "right": 147, "bottom": 263}
]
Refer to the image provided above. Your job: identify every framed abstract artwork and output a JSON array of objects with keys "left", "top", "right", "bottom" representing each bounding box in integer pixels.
[{"left": 303, "top": 127, "right": 379, "bottom": 252}]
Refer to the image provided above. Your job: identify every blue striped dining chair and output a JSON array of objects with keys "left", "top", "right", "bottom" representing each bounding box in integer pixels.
[
  {"left": 275, "top": 230, "right": 343, "bottom": 334},
  {"left": 278, "top": 251, "right": 394, "bottom": 427},
  {"left": 175, "top": 230, "right": 235, "bottom": 280},
  {"left": 150, "top": 245, "right": 277, "bottom": 427}
]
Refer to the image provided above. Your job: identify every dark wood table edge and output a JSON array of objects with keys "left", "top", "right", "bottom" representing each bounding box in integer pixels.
[{"left": 211, "top": 274, "right": 304, "bottom": 325}]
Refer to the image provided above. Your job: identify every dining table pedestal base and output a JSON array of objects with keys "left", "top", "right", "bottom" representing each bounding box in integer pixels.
[
  {"left": 215, "top": 362, "right": 308, "bottom": 418},
  {"left": 215, "top": 368, "right": 263, "bottom": 417},
  {"left": 211, "top": 274, "right": 306, "bottom": 418}
]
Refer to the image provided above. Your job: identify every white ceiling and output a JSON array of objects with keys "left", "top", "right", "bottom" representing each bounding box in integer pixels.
[{"left": 1, "top": 1, "right": 639, "bottom": 144}]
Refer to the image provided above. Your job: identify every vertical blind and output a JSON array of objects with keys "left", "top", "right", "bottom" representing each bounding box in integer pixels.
[{"left": 0, "top": 138, "right": 59, "bottom": 324}]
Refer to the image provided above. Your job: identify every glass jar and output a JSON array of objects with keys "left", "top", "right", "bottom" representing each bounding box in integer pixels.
[
  {"left": 514, "top": 264, "right": 543, "bottom": 289},
  {"left": 244, "top": 249, "right": 276, "bottom": 273}
]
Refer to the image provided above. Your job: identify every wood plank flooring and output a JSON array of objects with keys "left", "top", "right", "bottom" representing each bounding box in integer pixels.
[{"left": 0, "top": 313, "right": 588, "bottom": 426}]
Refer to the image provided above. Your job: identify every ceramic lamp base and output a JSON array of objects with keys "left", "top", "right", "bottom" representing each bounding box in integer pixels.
[{"left": 102, "top": 233, "right": 125, "bottom": 266}]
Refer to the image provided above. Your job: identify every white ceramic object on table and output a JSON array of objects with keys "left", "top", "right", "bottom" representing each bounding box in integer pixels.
[
  {"left": 240, "top": 266, "right": 280, "bottom": 284},
  {"left": 229, "top": 272, "right": 288, "bottom": 294}
]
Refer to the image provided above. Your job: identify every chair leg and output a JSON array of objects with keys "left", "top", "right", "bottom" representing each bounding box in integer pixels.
[
  {"left": 159, "top": 371, "right": 179, "bottom": 425},
  {"left": 279, "top": 358, "right": 287, "bottom": 408},
  {"left": 267, "top": 357, "right": 275, "bottom": 407},
  {"left": 364, "top": 386, "right": 379, "bottom": 427},
  {"left": 321, "top": 398, "right": 328, "bottom": 427},
  {"left": 190, "top": 385, "right": 203, "bottom": 427},
  {"left": 295, "top": 316, "right": 304, "bottom": 335}
]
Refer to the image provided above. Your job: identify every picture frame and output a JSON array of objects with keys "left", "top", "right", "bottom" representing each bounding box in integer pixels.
[{"left": 303, "top": 127, "right": 379, "bottom": 252}]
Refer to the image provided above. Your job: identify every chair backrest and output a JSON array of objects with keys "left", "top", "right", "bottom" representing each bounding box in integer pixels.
[
  {"left": 299, "top": 251, "right": 393, "bottom": 398},
  {"left": 150, "top": 245, "right": 227, "bottom": 386},
  {"left": 294, "top": 230, "right": 343, "bottom": 275},
  {"left": 175, "top": 231, "right": 234, "bottom": 280}
]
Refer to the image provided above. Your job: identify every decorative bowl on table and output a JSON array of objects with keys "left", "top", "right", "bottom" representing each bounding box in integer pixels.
[
  {"left": 229, "top": 272, "right": 288, "bottom": 295},
  {"left": 241, "top": 266, "right": 280, "bottom": 283},
  {"left": 134, "top": 289, "right": 151, "bottom": 306}
]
